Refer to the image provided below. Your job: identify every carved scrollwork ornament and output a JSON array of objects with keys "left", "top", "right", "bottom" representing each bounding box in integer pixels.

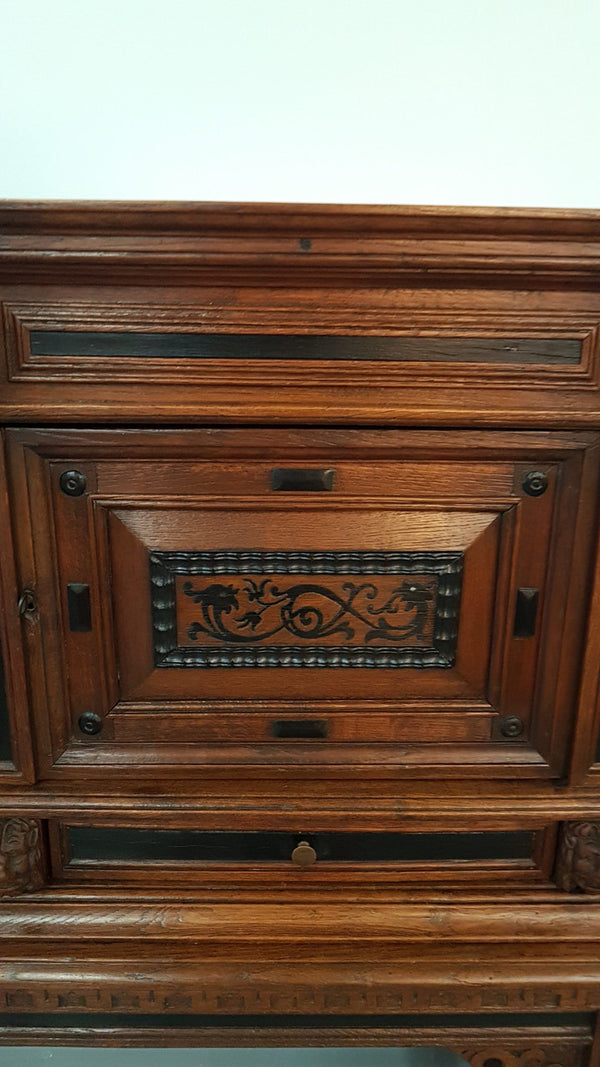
[
  {"left": 554, "top": 821, "right": 600, "bottom": 893},
  {"left": 150, "top": 549, "right": 464, "bottom": 669},
  {"left": 459, "top": 1047, "right": 579, "bottom": 1067},
  {"left": 0, "top": 818, "right": 45, "bottom": 898}
]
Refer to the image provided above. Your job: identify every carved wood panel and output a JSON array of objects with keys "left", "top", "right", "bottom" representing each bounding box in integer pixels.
[
  {"left": 554, "top": 823, "right": 600, "bottom": 893},
  {"left": 4, "top": 426, "right": 598, "bottom": 778},
  {"left": 456, "top": 1043, "right": 589, "bottom": 1067},
  {"left": 150, "top": 549, "right": 462, "bottom": 669},
  {"left": 0, "top": 818, "right": 44, "bottom": 897}
]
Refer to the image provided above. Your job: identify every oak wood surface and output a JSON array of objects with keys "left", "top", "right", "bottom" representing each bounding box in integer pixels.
[
  {"left": 1, "top": 203, "right": 600, "bottom": 1052},
  {"left": 3, "top": 426, "right": 597, "bottom": 784},
  {"left": 1, "top": 201, "right": 600, "bottom": 426},
  {"left": 0, "top": 1021, "right": 593, "bottom": 1061}
]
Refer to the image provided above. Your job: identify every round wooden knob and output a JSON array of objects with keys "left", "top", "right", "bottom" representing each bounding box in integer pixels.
[{"left": 291, "top": 840, "right": 317, "bottom": 867}]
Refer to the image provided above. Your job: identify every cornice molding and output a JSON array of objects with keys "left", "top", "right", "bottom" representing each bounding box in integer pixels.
[
  {"left": 1, "top": 201, "right": 599, "bottom": 287},
  {"left": 1, "top": 199, "right": 600, "bottom": 236}
]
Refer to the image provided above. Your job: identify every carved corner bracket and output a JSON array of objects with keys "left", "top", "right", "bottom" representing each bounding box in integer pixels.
[
  {"left": 554, "top": 821, "right": 600, "bottom": 893},
  {"left": 0, "top": 818, "right": 45, "bottom": 898},
  {"left": 455, "top": 1044, "right": 588, "bottom": 1067}
]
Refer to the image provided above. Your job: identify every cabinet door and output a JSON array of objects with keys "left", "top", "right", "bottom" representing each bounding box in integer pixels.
[{"left": 6, "top": 428, "right": 599, "bottom": 783}]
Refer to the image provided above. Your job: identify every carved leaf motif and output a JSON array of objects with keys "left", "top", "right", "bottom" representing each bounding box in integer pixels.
[
  {"left": 554, "top": 821, "right": 600, "bottom": 893},
  {"left": 0, "top": 818, "right": 44, "bottom": 897},
  {"left": 457, "top": 1048, "right": 584, "bottom": 1067},
  {"left": 150, "top": 549, "right": 464, "bottom": 669},
  {"left": 183, "top": 577, "right": 435, "bottom": 646}
]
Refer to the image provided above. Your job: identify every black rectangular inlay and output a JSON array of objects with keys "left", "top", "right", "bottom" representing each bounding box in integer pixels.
[
  {"left": 149, "top": 549, "right": 463, "bottom": 669},
  {"left": 67, "top": 582, "right": 92, "bottom": 632},
  {"left": 270, "top": 468, "right": 336, "bottom": 491},
  {"left": 513, "top": 587, "right": 539, "bottom": 638},
  {"left": 271, "top": 719, "right": 329, "bottom": 738},
  {"left": 30, "top": 331, "right": 583, "bottom": 365},
  {"left": 67, "top": 828, "right": 535, "bottom": 864},
  {"left": 0, "top": 640, "right": 12, "bottom": 762}
]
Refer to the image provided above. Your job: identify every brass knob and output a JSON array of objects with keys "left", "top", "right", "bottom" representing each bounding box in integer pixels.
[{"left": 291, "top": 840, "right": 317, "bottom": 867}]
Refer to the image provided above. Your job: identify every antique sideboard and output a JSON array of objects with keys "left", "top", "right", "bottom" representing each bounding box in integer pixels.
[{"left": 0, "top": 201, "right": 600, "bottom": 1060}]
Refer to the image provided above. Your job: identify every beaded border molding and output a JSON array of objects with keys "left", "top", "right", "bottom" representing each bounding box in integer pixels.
[{"left": 149, "top": 550, "right": 463, "bottom": 669}]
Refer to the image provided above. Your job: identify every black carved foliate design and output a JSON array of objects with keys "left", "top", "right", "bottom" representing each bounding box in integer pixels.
[
  {"left": 149, "top": 551, "right": 463, "bottom": 669},
  {"left": 183, "top": 577, "right": 435, "bottom": 645}
]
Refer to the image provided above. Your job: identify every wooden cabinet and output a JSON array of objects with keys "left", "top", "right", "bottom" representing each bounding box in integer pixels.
[{"left": 1, "top": 202, "right": 600, "bottom": 1060}]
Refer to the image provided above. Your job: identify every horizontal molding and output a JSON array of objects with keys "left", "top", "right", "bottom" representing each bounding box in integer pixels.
[
  {"left": 0, "top": 792, "right": 599, "bottom": 820},
  {"left": 0, "top": 957, "right": 599, "bottom": 1017},
  {"left": 1, "top": 200, "right": 600, "bottom": 237},
  {"left": 0, "top": 1024, "right": 593, "bottom": 1054},
  {"left": 0, "top": 1011, "right": 592, "bottom": 1028},
  {"left": 1, "top": 203, "right": 600, "bottom": 287},
  {"left": 1, "top": 902, "right": 600, "bottom": 941}
]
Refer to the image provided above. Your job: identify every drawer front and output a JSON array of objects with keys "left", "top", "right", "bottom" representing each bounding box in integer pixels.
[
  {"left": 2, "top": 203, "right": 600, "bottom": 429},
  {"left": 3, "top": 284, "right": 600, "bottom": 428},
  {"left": 7, "top": 427, "right": 600, "bottom": 781},
  {"left": 50, "top": 821, "right": 556, "bottom": 894}
]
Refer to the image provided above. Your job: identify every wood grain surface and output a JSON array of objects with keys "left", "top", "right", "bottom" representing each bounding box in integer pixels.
[{"left": 1, "top": 202, "right": 600, "bottom": 1052}]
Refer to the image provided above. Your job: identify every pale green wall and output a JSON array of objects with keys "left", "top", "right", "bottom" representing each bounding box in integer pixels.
[{"left": 2, "top": 1050, "right": 466, "bottom": 1066}]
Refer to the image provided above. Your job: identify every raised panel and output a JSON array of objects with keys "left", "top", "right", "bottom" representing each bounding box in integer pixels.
[{"left": 5, "top": 427, "right": 599, "bottom": 783}]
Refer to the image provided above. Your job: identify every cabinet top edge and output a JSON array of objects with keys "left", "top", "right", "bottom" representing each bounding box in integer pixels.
[{"left": 1, "top": 199, "right": 600, "bottom": 240}]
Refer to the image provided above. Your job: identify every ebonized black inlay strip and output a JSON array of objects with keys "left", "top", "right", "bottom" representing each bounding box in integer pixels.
[
  {"left": 67, "top": 828, "right": 535, "bottom": 864},
  {"left": 67, "top": 583, "right": 92, "bottom": 633},
  {"left": 30, "top": 331, "right": 582, "bottom": 365}
]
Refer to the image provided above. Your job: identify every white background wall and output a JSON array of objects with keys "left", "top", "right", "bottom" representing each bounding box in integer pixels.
[{"left": 1, "top": 0, "right": 599, "bottom": 207}]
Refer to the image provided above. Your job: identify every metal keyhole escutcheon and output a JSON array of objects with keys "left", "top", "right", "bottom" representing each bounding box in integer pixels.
[{"left": 17, "top": 589, "right": 38, "bottom": 620}]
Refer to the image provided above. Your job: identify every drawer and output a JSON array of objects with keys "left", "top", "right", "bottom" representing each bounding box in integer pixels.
[
  {"left": 6, "top": 426, "right": 600, "bottom": 782},
  {"left": 49, "top": 820, "right": 557, "bottom": 895},
  {"left": 2, "top": 200, "right": 600, "bottom": 428},
  {"left": 3, "top": 306, "right": 600, "bottom": 427}
]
